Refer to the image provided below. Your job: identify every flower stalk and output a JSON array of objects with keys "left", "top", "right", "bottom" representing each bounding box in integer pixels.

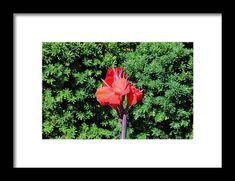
[{"left": 121, "top": 113, "right": 127, "bottom": 139}]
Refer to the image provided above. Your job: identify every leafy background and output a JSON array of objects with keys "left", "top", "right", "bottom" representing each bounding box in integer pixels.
[{"left": 42, "top": 42, "right": 193, "bottom": 139}]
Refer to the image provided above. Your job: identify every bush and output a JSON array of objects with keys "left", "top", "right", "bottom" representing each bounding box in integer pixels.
[{"left": 42, "top": 42, "right": 193, "bottom": 139}]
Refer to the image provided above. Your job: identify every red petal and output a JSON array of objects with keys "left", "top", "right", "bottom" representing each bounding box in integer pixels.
[
  {"left": 115, "top": 67, "right": 125, "bottom": 78},
  {"left": 109, "top": 104, "right": 119, "bottom": 109},
  {"left": 103, "top": 68, "right": 114, "bottom": 87},
  {"left": 136, "top": 91, "right": 143, "bottom": 101},
  {"left": 127, "top": 92, "right": 137, "bottom": 106},
  {"left": 112, "top": 78, "right": 130, "bottom": 95},
  {"left": 108, "top": 93, "right": 122, "bottom": 105},
  {"left": 103, "top": 67, "right": 125, "bottom": 87},
  {"left": 95, "top": 86, "right": 122, "bottom": 106},
  {"left": 127, "top": 83, "right": 143, "bottom": 106}
]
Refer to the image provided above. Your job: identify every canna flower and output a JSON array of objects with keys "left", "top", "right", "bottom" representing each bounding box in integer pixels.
[
  {"left": 95, "top": 67, "right": 144, "bottom": 139},
  {"left": 95, "top": 67, "right": 130, "bottom": 109},
  {"left": 96, "top": 67, "right": 143, "bottom": 109}
]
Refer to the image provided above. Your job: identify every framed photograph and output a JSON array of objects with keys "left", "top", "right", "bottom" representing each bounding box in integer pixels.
[{"left": 14, "top": 14, "right": 222, "bottom": 167}]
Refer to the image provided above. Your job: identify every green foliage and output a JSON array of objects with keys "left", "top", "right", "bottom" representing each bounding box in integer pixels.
[
  {"left": 42, "top": 42, "right": 193, "bottom": 139},
  {"left": 123, "top": 42, "right": 193, "bottom": 139}
]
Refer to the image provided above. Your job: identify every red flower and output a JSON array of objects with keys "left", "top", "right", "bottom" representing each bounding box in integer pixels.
[
  {"left": 127, "top": 83, "right": 143, "bottom": 106},
  {"left": 95, "top": 67, "right": 144, "bottom": 139},
  {"left": 95, "top": 67, "right": 143, "bottom": 109},
  {"left": 95, "top": 67, "right": 129, "bottom": 109}
]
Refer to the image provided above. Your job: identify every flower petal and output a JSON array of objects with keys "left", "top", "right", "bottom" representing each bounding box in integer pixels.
[
  {"left": 127, "top": 92, "right": 138, "bottom": 106},
  {"left": 103, "top": 67, "right": 125, "bottom": 87},
  {"left": 109, "top": 104, "right": 119, "bottom": 110},
  {"left": 136, "top": 90, "right": 143, "bottom": 101},
  {"left": 95, "top": 86, "right": 122, "bottom": 106},
  {"left": 127, "top": 84, "right": 143, "bottom": 106},
  {"left": 103, "top": 68, "right": 114, "bottom": 87},
  {"left": 112, "top": 78, "right": 130, "bottom": 95}
]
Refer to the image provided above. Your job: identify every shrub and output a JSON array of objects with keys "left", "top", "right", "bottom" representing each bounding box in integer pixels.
[
  {"left": 123, "top": 43, "right": 193, "bottom": 139},
  {"left": 42, "top": 42, "right": 193, "bottom": 139}
]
